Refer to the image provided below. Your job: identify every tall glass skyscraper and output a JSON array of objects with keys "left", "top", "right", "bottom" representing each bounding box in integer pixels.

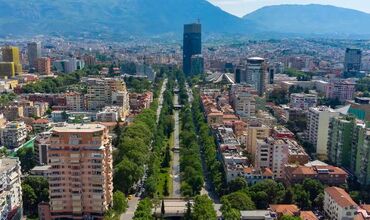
[{"left": 183, "top": 23, "right": 201, "bottom": 75}]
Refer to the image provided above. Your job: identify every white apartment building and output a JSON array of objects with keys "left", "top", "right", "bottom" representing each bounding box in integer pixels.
[
  {"left": 231, "top": 91, "right": 256, "bottom": 121},
  {"left": 290, "top": 93, "right": 318, "bottom": 110},
  {"left": 1, "top": 121, "right": 28, "bottom": 149},
  {"left": 324, "top": 187, "right": 357, "bottom": 220},
  {"left": 0, "top": 158, "right": 22, "bottom": 220},
  {"left": 307, "top": 106, "right": 339, "bottom": 160},
  {"left": 96, "top": 106, "right": 120, "bottom": 122},
  {"left": 86, "top": 78, "right": 129, "bottom": 118}
]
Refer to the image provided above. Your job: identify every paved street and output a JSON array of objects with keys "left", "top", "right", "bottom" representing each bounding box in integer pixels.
[
  {"left": 171, "top": 92, "right": 181, "bottom": 197},
  {"left": 120, "top": 197, "right": 139, "bottom": 220}
]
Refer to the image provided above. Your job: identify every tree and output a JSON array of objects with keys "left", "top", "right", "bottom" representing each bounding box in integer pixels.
[
  {"left": 192, "top": 195, "right": 217, "bottom": 220},
  {"left": 21, "top": 176, "right": 49, "bottom": 217},
  {"left": 133, "top": 198, "right": 153, "bottom": 220},
  {"left": 184, "top": 200, "right": 192, "bottom": 220},
  {"left": 163, "top": 178, "right": 170, "bottom": 196},
  {"left": 252, "top": 191, "right": 269, "bottom": 209},
  {"left": 221, "top": 199, "right": 241, "bottom": 220},
  {"left": 22, "top": 184, "right": 37, "bottom": 216},
  {"left": 221, "top": 191, "right": 256, "bottom": 210},
  {"left": 161, "top": 199, "right": 165, "bottom": 217},
  {"left": 114, "top": 158, "right": 144, "bottom": 193},
  {"left": 112, "top": 191, "right": 128, "bottom": 214},
  {"left": 280, "top": 215, "right": 301, "bottom": 220},
  {"left": 228, "top": 177, "right": 248, "bottom": 193},
  {"left": 161, "top": 145, "right": 171, "bottom": 168},
  {"left": 250, "top": 180, "right": 286, "bottom": 206},
  {"left": 283, "top": 188, "right": 294, "bottom": 204},
  {"left": 302, "top": 179, "right": 324, "bottom": 202},
  {"left": 292, "top": 184, "right": 311, "bottom": 210},
  {"left": 16, "top": 147, "right": 36, "bottom": 173}
]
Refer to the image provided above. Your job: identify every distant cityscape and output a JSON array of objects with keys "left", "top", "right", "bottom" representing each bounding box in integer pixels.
[{"left": 0, "top": 7, "right": 370, "bottom": 220}]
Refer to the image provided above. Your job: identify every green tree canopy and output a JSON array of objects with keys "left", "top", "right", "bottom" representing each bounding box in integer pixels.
[{"left": 192, "top": 195, "right": 217, "bottom": 220}]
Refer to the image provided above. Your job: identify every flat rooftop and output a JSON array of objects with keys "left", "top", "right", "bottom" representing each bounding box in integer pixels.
[
  {"left": 0, "top": 158, "right": 18, "bottom": 173},
  {"left": 52, "top": 123, "right": 106, "bottom": 133}
]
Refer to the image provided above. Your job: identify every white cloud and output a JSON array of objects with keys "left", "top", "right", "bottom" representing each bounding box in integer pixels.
[{"left": 208, "top": 0, "right": 370, "bottom": 17}]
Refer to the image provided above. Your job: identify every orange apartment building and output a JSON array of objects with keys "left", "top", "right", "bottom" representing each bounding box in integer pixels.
[{"left": 42, "top": 124, "right": 113, "bottom": 219}]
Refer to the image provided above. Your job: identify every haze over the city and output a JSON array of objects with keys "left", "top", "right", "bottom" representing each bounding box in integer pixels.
[{"left": 208, "top": 0, "right": 370, "bottom": 16}]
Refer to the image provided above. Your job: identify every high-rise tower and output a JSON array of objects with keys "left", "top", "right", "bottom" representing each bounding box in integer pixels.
[{"left": 183, "top": 23, "right": 201, "bottom": 75}]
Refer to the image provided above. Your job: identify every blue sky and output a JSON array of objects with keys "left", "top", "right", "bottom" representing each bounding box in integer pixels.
[{"left": 208, "top": 0, "right": 370, "bottom": 17}]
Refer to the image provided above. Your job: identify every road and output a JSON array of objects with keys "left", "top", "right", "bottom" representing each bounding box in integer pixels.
[
  {"left": 120, "top": 78, "right": 167, "bottom": 220},
  {"left": 171, "top": 91, "right": 181, "bottom": 197},
  {"left": 156, "top": 79, "right": 168, "bottom": 123}
]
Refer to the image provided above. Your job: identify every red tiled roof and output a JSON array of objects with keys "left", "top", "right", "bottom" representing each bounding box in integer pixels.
[
  {"left": 269, "top": 204, "right": 299, "bottom": 216},
  {"left": 325, "top": 187, "right": 357, "bottom": 208},
  {"left": 300, "top": 211, "right": 318, "bottom": 220}
]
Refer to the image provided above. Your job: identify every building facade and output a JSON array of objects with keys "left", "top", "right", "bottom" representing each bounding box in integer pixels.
[
  {"left": 46, "top": 124, "right": 113, "bottom": 219},
  {"left": 183, "top": 23, "right": 201, "bottom": 75},
  {"left": 344, "top": 48, "right": 362, "bottom": 73},
  {"left": 0, "top": 158, "right": 22, "bottom": 220},
  {"left": 27, "top": 42, "right": 42, "bottom": 69},
  {"left": 324, "top": 187, "right": 358, "bottom": 220},
  {"left": 37, "top": 57, "right": 51, "bottom": 75},
  {"left": 290, "top": 93, "right": 318, "bottom": 110},
  {"left": 307, "top": 106, "right": 339, "bottom": 160},
  {"left": 0, "top": 121, "right": 28, "bottom": 149},
  {"left": 2, "top": 46, "right": 22, "bottom": 74}
]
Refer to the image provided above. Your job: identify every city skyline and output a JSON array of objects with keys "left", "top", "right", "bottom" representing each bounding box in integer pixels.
[{"left": 208, "top": 0, "right": 370, "bottom": 17}]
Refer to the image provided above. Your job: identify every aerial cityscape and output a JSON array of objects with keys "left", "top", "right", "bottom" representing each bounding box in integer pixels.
[{"left": 0, "top": 0, "right": 370, "bottom": 220}]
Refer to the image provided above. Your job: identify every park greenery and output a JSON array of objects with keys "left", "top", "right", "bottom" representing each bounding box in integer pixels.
[
  {"left": 0, "top": 92, "right": 17, "bottom": 106},
  {"left": 177, "top": 72, "right": 204, "bottom": 197},
  {"left": 218, "top": 178, "right": 325, "bottom": 217},
  {"left": 284, "top": 68, "right": 313, "bottom": 81},
  {"left": 21, "top": 66, "right": 100, "bottom": 93},
  {"left": 192, "top": 88, "right": 226, "bottom": 195},
  {"left": 113, "top": 99, "right": 157, "bottom": 194},
  {"left": 124, "top": 76, "right": 152, "bottom": 93},
  {"left": 145, "top": 76, "right": 174, "bottom": 198},
  {"left": 191, "top": 195, "right": 217, "bottom": 220}
]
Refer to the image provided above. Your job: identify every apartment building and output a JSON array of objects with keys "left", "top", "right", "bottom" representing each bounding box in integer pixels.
[
  {"left": 256, "top": 137, "right": 309, "bottom": 179},
  {"left": 307, "top": 106, "right": 339, "bottom": 160},
  {"left": 1, "top": 121, "right": 28, "bottom": 149},
  {"left": 37, "top": 57, "right": 51, "bottom": 75},
  {"left": 325, "top": 80, "right": 356, "bottom": 102},
  {"left": 34, "top": 131, "right": 51, "bottom": 165},
  {"left": 324, "top": 187, "right": 358, "bottom": 220},
  {"left": 230, "top": 84, "right": 257, "bottom": 121},
  {"left": 86, "top": 78, "right": 129, "bottom": 119},
  {"left": 45, "top": 124, "right": 113, "bottom": 219},
  {"left": 96, "top": 106, "right": 120, "bottom": 122},
  {"left": 284, "top": 164, "right": 347, "bottom": 186},
  {"left": 290, "top": 93, "right": 318, "bottom": 110},
  {"left": 246, "top": 121, "right": 271, "bottom": 155},
  {"left": 2, "top": 105, "right": 24, "bottom": 121},
  {"left": 33, "top": 118, "right": 51, "bottom": 134},
  {"left": 0, "top": 158, "right": 22, "bottom": 220},
  {"left": 328, "top": 116, "right": 365, "bottom": 172},
  {"left": 65, "top": 92, "right": 84, "bottom": 111},
  {"left": 354, "top": 128, "right": 370, "bottom": 185}
]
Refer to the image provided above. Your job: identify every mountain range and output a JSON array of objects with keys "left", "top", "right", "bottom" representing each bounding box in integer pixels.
[{"left": 0, "top": 0, "right": 370, "bottom": 39}]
